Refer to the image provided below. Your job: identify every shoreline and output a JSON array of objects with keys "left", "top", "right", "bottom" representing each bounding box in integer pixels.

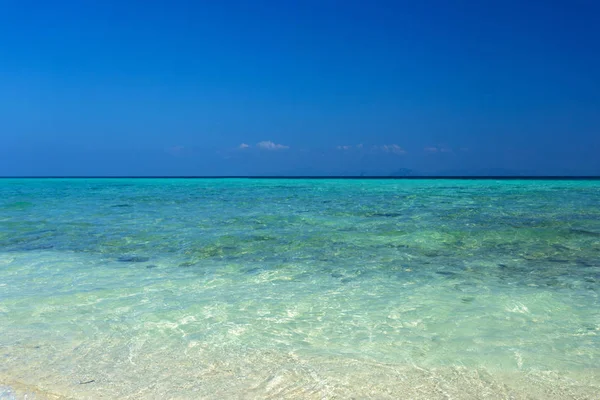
[{"left": 2, "top": 358, "right": 599, "bottom": 399}]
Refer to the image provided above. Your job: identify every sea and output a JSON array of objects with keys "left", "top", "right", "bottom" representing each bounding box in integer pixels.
[{"left": 0, "top": 178, "right": 599, "bottom": 399}]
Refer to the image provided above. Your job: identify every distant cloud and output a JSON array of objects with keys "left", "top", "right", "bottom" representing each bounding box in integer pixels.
[
  {"left": 257, "top": 141, "right": 289, "bottom": 150},
  {"left": 380, "top": 144, "right": 407, "bottom": 155},
  {"left": 424, "top": 146, "right": 452, "bottom": 153},
  {"left": 338, "top": 143, "right": 405, "bottom": 154},
  {"left": 238, "top": 143, "right": 250, "bottom": 149}
]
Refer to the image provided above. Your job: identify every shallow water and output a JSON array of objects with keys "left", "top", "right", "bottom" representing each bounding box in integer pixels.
[{"left": 0, "top": 178, "right": 599, "bottom": 399}]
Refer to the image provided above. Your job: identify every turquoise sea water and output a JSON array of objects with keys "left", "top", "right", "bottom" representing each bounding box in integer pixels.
[{"left": 0, "top": 178, "right": 599, "bottom": 399}]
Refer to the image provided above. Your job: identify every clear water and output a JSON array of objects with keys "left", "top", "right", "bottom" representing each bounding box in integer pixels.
[{"left": 0, "top": 178, "right": 599, "bottom": 399}]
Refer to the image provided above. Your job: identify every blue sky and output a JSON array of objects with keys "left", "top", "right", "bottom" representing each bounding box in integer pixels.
[{"left": 1, "top": 0, "right": 598, "bottom": 176}]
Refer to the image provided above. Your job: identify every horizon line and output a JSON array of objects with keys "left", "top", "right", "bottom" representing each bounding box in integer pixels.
[{"left": 1, "top": 176, "right": 600, "bottom": 180}]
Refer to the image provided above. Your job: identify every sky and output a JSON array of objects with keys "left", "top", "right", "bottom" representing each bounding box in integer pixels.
[{"left": 1, "top": 0, "right": 599, "bottom": 176}]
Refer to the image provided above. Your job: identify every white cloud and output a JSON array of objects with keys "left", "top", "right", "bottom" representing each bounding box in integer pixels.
[
  {"left": 257, "top": 141, "right": 289, "bottom": 150},
  {"left": 238, "top": 143, "right": 250, "bottom": 149},
  {"left": 380, "top": 144, "right": 407, "bottom": 155},
  {"left": 338, "top": 143, "right": 406, "bottom": 154},
  {"left": 425, "top": 146, "right": 453, "bottom": 153}
]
